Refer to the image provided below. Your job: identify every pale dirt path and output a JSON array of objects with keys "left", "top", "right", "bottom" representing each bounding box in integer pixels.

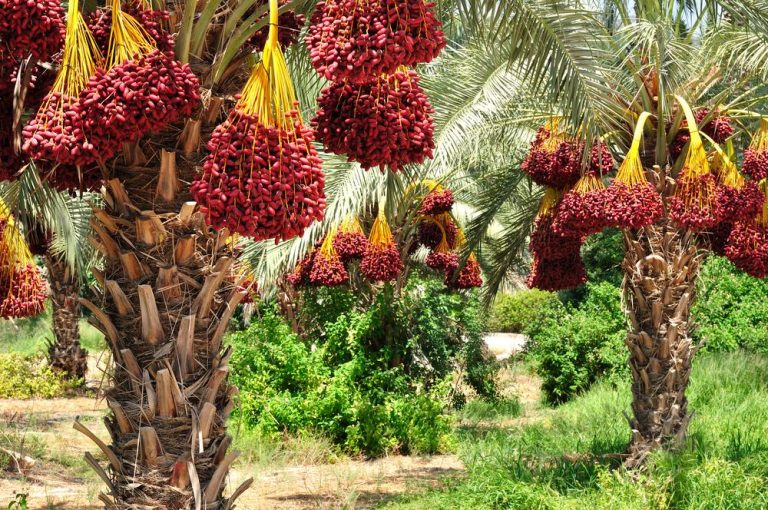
[
  {"left": 1, "top": 413, "right": 462, "bottom": 510},
  {"left": 483, "top": 333, "right": 528, "bottom": 361},
  {"left": 0, "top": 451, "right": 463, "bottom": 510}
]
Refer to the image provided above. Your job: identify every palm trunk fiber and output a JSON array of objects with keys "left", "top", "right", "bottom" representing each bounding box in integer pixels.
[
  {"left": 622, "top": 221, "right": 702, "bottom": 468},
  {"left": 45, "top": 254, "right": 87, "bottom": 384},
  {"left": 78, "top": 126, "right": 251, "bottom": 508}
]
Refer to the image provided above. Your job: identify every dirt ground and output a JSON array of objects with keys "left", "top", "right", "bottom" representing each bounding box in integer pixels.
[
  {"left": 0, "top": 393, "right": 463, "bottom": 509},
  {"left": 0, "top": 360, "right": 538, "bottom": 509}
]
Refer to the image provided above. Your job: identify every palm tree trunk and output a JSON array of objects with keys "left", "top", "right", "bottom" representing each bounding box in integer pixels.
[
  {"left": 45, "top": 254, "right": 87, "bottom": 384},
  {"left": 622, "top": 220, "right": 702, "bottom": 467},
  {"left": 77, "top": 126, "right": 251, "bottom": 508}
]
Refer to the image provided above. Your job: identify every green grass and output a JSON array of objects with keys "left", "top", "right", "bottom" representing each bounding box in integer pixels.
[
  {"left": 0, "top": 307, "right": 105, "bottom": 355},
  {"left": 382, "top": 351, "right": 768, "bottom": 510},
  {"left": 457, "top": 397, "right": 523, "bottom": 422}
]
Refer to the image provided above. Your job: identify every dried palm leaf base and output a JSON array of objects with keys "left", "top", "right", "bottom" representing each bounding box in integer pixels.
[
  {"left": 78, "top": 129, "right": 252, "bottom": 508},
  {"left": 622, "top": 221, "right": 701, "bottom": 468},
  {"left": 46, "top": 254, "right": 87, "bottom": 382}
]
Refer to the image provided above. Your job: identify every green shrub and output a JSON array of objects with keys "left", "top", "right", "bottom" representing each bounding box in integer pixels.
[
  {"left": 229, "top": 307, "right": 453, "bottom": 457},
  {"left": 526, "top": 282, "right": 627, "bottom": 404},
  {"left": 297, "top": 272, "right": 498, "bottom": 399},
  {"left": 229, "top": 271, "right": 496, "bottom": 457},
  {"left": 295, "top": 285, "right": 358, "bottom": 341},
  {"left": 0, "top": 353, "right": 67, "bottom": 398},
  {"left": 692, "top": 256, "right": 768, "bottom": 353},
  {"left": 487, "top": 289, "right": 561, "bottom": 333},
  {"left": 229, "top": 311, "right": 327, "bottom": 436},
  {"left": 582, "top": 229, "right": 624, "bottom": 287},
  {"left": 404, "top": 274, "right": 497, "bottom": 398}
]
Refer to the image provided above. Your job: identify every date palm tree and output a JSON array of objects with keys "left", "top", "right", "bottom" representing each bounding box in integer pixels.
[
  {"left": 432, "top": 0, "right": 768, "bottom": 465},
  {"left": 1, "top": 167, "right": 94, "bottom": 383},
  {"left": 4, "top": 0, "right": 322, "bottom": 506},
  {"left": 67, "top": 1, "right": 324, "bottom": 504}
]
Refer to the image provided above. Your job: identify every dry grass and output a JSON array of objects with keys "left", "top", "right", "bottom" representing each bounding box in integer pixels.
[
  {"left": 0, "top": 396, "right": 463, "bottom": 510},
  {"left": 0, "top": 355, "right": 468, "bottom": 510},
  {"left": 0, "top": 357, "right": 553, "bottom": 509}
]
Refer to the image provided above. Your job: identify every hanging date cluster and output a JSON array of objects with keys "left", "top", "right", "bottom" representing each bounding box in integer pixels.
[
  {"left": 306, "top": 0, "right": 445, "bottom": 83},
  {"left": 413, "top": 183, "right": 482, "bottom": 289},
  {"left": 419, "top": 188, "right": 454, "bottom": 216},
  {"left": 418, "top": 214, "right": 458, "bottom": 250},
  {"left": 287, "top": 251, "right": 317, "bottom": 287},
  {"left": 361, "top": 212, "right": 403, "bottom": 282},
  {"left": 18, "top": 0, "right": 102, "bottom": 174},
  {"left": 724, "top": 206, "right": 768, "bottom": 278},
  {"left": 191, "top": 111, "right": 326, "bottom": 241},
  {"left": 425, "top": 250, "right": 458, "bottom": 272},
  {"left": 310, "top": 233, "right": 349, "bottom": 286},
  {"left": 521, "top": 123, "right": 612, "bottom": 189},
  {"left": 87, "top": 0, "right": 174, "bottom": 54},
  {"left": 603, "top": 181, "right": 662, "bottom": 230},
  {"left": 79, "top": 1, "right": 199, "bottom": 155},
  {"left": 445, "top": 255, "right": 482, "bottom": 289},
  {"left": 714, "top": 153, "right": 763, "bottom": 225},
  {"left": 0, "top": 0, "right": 65, "bottom": 61},
  {"left": 333, "top": 218, "right": 369, "bottom": 261},
  {"left": 313, "top": 69, "right": 435, "bottom": 171},
  {"left": 670, "top": 108, "right": 733, "bottom": 161},
  {"left": 602, "top": 113, "right": 663, "bottom": 230},
  {"left": 0, "top": 263, "right": 47, "bottom": 319},
  {"left": 193, "top": 8, "right": 326, "bottom": 243},
  {"left": 720, "top": 131, "right": 768, "bottom": 277},
  {"left": 664, "top": 104, "right": 723, "bottom": 231},
  {"left": 81, "top": 50, "right": 200, "bottom": 148},
  {"left": 520, "top": 129, "right": 617, "bottom": 292},
  {"left": 307, "top": 0, "right": 444, "bottom": 173},
  {"left": 527, "top": 255, "right": 587, "bottom": 292},
  {"left": 0, "top": 210, "right": 47, "bottom": 319},
  {"left": 526, "top": 190, "right": 587, "bottom": 292},
  {"left": 553, "top": 173, "right": 610, "bottom": 237},
  {"left": 743, "top": 119, "right": 768, "bottom": 181},
  {"left": 669, "top": 161, "right": 721, "bottom": 230}
]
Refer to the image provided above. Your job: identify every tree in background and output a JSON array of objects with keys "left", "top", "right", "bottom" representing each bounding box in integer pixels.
[
  {"left": 43, "top": 252, "right": 89, "bottom": 381},
  {"left": 1, "top": 169, "right": 94, "bottom": 383}
]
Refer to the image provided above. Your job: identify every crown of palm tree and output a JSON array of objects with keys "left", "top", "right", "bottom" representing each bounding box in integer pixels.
[{"left": 6, "top": 0, "right": 768, "bottom": 299}]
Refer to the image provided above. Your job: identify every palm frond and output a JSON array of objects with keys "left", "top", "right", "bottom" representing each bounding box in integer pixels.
[
  {"left": 0, "top": 166, "right": 98, "bottom": 280},
  {"left": 420, "top": 42, "right": 534, "bottom": 174},
  {"left": 715, "top": 0, "right": 768, "bottom": 32},
  {"left": 458, "top": 0, "right": 625, "bottom": 141},
  {"left": 705, "top": 23, "right": 768, "bottom": 82},
  {"left": 475, "top": 190, "right": 541, "bottom": 305},
  {"left": 616, "top": 18, "right": 696, "bottom": 96}
]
